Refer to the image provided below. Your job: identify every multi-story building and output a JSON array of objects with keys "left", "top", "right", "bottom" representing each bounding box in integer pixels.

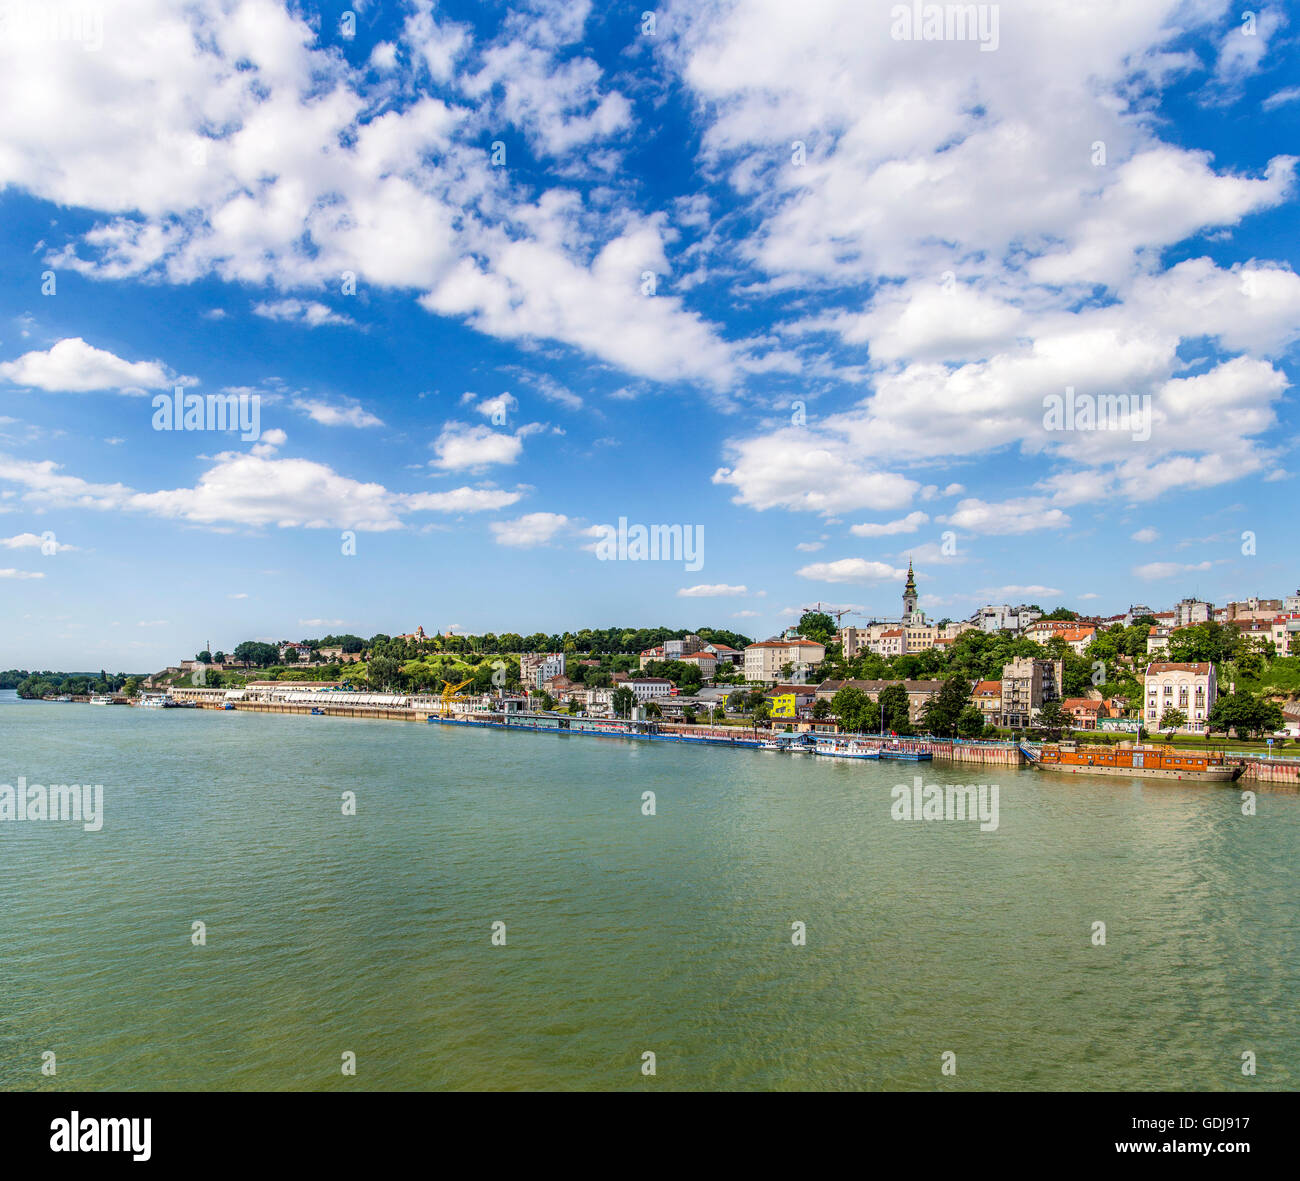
[
  {"left": 1144, "top": 662, "right": 1216, "bottom": 733},
  {"left": 814, "top": 678, "right": 948, "bottom": 724},
  {"left": 975, "top": 604, "right": 1042, "bottom": 634},
  {"left": 680, "top": 651, "right": 717, "bottom": 680},
  {"left": 1285, "top": 591, "right": 1300, "bottom": 614},
  {"left": 1059, "top": 697, "right": 1103, "bottom": 729},
  {"left": 744, "top": 638, "right": 827, "bottom": 684},
  {"left": 1221, "top": 598, "right": 1284, "bottom": 624},
  {"left": 612, "top": 676, "right": 674, "bottom": 702},
  {"left": 520, "top": 652, "right": 566, "bottom": 688},
  {"left": 971, "top": 679, "right": 1001, "bottom": 722},
  {"left": 999, "top": 657, "right": 1064, "bottom": 728},
  {"left": 1024, "top": 621, "right": 1096, "bottom": 653},
  {"left": 838, "top": 626, "right": 871, "bottom": 659},
  {"left": 664, "top": 634, "right": 704, "bottom": 659},
  {"left": 1173, "top": 598, "right": 1214, "bottom": 627},
  {"left": 702, "top": 642, "right": 742, "bottom": 666}
]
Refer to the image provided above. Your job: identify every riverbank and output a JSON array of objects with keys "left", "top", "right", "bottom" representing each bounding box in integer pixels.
[{"left": 24, "top": 692, "right": 1299, "bottom": 789}]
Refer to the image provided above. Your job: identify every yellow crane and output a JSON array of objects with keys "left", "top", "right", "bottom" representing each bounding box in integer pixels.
[{"left": 440, "top": 677, "right": 475, "bottom": 717}]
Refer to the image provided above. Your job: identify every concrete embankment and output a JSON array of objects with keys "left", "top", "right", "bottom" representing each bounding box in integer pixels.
[
  {"left": 1239, "top": 759, "right": 1300, "bottom": 789},
  {"left": 197, "top": 700, "right": 424, "bottom": 722}
]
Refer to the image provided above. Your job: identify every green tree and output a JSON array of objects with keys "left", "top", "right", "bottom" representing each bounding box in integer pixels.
[
  {"left": 956, "top": 705, "right": 986, "bottom": 739},
  {"left": 612, "top": 687, "right": 635, "bottom": 718},
  {"left": 366, "top": 655, "right": 402, "bottom": 690},
  {"left": 797, "top": 611, "right": 835, "bottom": 645},
  {"left": 1036, "top": 700, "right": 1067, "bottom": 735},
  {"left": 877, "top": 684, "right": 912, "bottom": 734},
  {"left": 1159, "top": 706, "right": 1187, "bottom": 738},
  {"left": 919, "top": 676, "right": 971, "bottom": 736},
  {"left": 811, "top": 698, "right": 831, "bottom": 720}
]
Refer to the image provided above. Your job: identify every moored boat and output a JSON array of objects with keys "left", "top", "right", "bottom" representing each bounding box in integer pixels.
[
  {"left": 1032, "top": 740, "right": 1242, "bottom": 782},
  {"left": 813, "top": 737, "right": 881, "bottom": 759},
  {"left": 879, "top": 746, "right": 932, "bottom": 761}
]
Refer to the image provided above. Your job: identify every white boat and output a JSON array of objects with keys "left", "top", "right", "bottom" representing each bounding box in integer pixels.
[
  {"left": 813, "top": 737, "right": 881, "bottom": 760},
  {"left": 89, "top": 694, "right": 114, "bottom": 705},
  {"left": 137, "top": 693, "right": 173, "bottom": 709}
]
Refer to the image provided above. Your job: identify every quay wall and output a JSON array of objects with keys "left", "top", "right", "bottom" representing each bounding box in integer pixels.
[{"left": 1240, "top": 759, "right": 1300, "bottom": 789}]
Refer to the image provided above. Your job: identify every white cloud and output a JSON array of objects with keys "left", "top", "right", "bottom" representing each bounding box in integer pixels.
[
  {"left": 490, "top": 511, "right": 568, "bottom": 547},
  {"left": 849, "top": 511, "right": 929, "bottom": 537},
  {"left": 431, "top": 422, "right": 524, "bottom": 470},
  {"left": 0, "top": 450, "right": 518, "bottom": 533},
  {"left": 797, "top": 558, "right": 906, "bottom": 584},
  {"left": 1, "top": 532, "right": 77, "bottom": 552},
  {"left": 713, "top": 429, "right": 918, "bottom": 514},
  {"left": 1130, "top": 527, "right": 1159, "bottom": 543},
  {"left": 252, "top": 299, "right": 355, "bottom": 328},
  {"left": 0, "top": 338, "right": 182, "bottom": 393},
  {"left": 0, "top": 568, "right": 44, "bottom": 579},
  {"left": 1134, "top": 560, "right": 1215, "bottom": 580},
  {"left": 939, "top": 498, "right": 1070, "bottom": 535},
  {"left": 403, "top": 486, "right": 523, "bottom": 513},
  {"left": 293, "top": 399, "right": 384, "bottom": 428},
  {"left": 677, "top": 584, "right": 747, "bottom": 597},
  {"left": 981, "top": 585, "right": 1062, "bottom": 598}
]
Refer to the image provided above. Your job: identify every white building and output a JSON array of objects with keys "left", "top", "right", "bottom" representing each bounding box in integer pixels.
[
  {"left": 743, "top": 638, "right": 827, "bottom": 684},
  {"left": 520, "top": 652, "right": 565, "bottom": 688},
  {"left": 1173, "top": 598, "right": 1214, "bottom": 627},
  {"left": 975, "top": 604, "right": 1042, "bottom": 634},
  {"left": 1143, "top": 662, "right": 1217, "bottom": 733}
]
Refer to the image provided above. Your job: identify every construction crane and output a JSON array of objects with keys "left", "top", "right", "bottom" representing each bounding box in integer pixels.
[
  {"left": 800, "top": 602, "right": 854, "bottom": 625},
  {"left": 440, "top": 677, "right": 475, "bottom": 717}
]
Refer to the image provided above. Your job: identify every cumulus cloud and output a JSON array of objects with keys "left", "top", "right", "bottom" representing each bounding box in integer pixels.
[
  {"left": 252, "top": 300, "right": 355, "bottom": 328},
  {"left": 850, "top": 511, "right": 929, "bottom": 537},
  {"left": 293, "top": 399, "right": 384, "bottom": 428},
  {"left": 0, "top": 338, "right": 184, "bottom": 393},
  {"left": 489, "top": 511, "right": 569, "bottom": 547},
  {"left": 796, "top": 558, "right": 906, "bottom": 584},
  {"left": 677, "top": 584, "right": 747, "bottom": 597},
  {"left": 431, "top": 422, "right": 526, "bottom": 470},
  {"left": 1134, "top": 560, "right": 1216, "bottom": 580}
]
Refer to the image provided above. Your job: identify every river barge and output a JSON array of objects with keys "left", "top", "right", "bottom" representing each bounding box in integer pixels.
[{"left": 1024, "top": 740, "right": 1242, "bottom": 782}]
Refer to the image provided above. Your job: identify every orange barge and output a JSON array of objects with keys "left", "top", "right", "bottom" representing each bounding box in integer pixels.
[{"left": 1028, "top": 740, "right": 1243, "bottom": 783}]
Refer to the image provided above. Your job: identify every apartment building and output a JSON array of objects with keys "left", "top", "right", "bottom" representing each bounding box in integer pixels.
[
  {"left": 1144, "top": 662, "right": 1216, "bottom": 733},
  {"left": 1173, "top": 598, "right": 1214, "bottom": 627},
  {"left": 999, "top": 657, "right": 1064, "bottom": 728},
  {"left": 1059, "top": 697, "right": 1103, "bottom": 729},
  {"left": 744, "top": 638, "right": 827, "bottom": 684},
  {"left": 970, "top": 680, "right": 1002, "bottom": 722},
  {"left": 814, "top": 678, "right": 947, "bottom": 724},
  {"left": 520, "top": 652, "right": 566, "bottom": 688}
]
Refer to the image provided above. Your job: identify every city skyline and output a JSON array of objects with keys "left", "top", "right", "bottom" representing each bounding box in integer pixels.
[{"left": 2, "top": 0, "right": 1299, "bottom": 668}]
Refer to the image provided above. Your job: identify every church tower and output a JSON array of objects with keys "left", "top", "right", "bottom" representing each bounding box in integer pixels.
[{"left": 902, "top": 560, "right": 919, "bottom": 624}]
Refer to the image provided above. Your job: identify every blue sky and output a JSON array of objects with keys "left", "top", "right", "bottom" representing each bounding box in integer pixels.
[{"left": 1, "top": 0, "right": 1298, "bottom": 669}]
